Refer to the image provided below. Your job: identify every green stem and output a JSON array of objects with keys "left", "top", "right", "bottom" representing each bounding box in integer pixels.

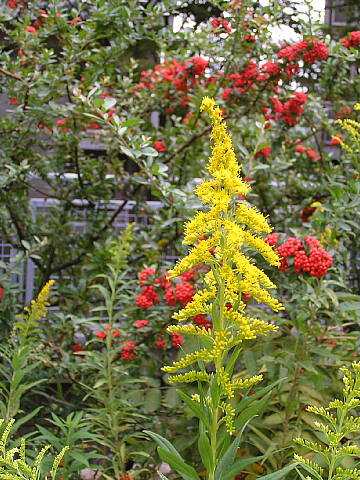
[
  {"left": 279, "top": 333, "right": 302, "bottom": 468},
  {"left": 209, "top": 403, "right": 219, "bottom": 480},
  {"left": 208, "top": 263, "right": 226, "bottom": 479},
  {"left": 327, "top": 408, "right": 347, "bottom": 480},
  {"left": 105, "top": 272, "right": 121, "bottom": 477}
]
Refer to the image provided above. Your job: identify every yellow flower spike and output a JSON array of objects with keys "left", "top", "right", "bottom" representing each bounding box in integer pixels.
[
  {"left": 220, "top": 401, "right": 236, "bottom": 434},
  {"left": 161, "top": 348, "right": 214, "bottom": 373},
  {"left": 167, "top": 370, "right": 211, "bottom": 384},
  {"left": 335, "top": 110, "right": 360, "bottom": 154},
  {"left": 23, "top": 280, "right": 55, "bottom": 320},
  {"left": 211, "top": 330, "right": 234, "bottom": 357},
  {"left": 217, "top": 368, "right": 235, "bottom": 398},
  {"left": 167, "top": 324, "right": 212, "bottom": 337},
  {"left": 162, "top": 98, "right": 282, "bottom": 465},
  {"left": 236, "top": 203, "right": 272, "bottom": 234},
  {"left": 168, "top": 231, "right": 222, "bottom": 278}
]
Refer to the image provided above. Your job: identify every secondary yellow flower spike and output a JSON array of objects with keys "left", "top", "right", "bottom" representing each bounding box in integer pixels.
[
  {"left": 334, "top": 103, "right": 360, "bottom": 154},
  {"left": 23, "top": 280, "right": 55, "bottom": 320},
  {"left": 163, "top": 98, "right": 283, "bottom": 435}
]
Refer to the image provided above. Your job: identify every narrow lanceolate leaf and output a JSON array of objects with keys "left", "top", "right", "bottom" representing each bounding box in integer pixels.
[
  {"left": 197, "top": 430, "right": 213, "bottom": 473},
  {"left": 257, "top": 462, "right": 300, "bottom": 479},
  {"left": 176, "top": 390, "right": 211, "bottom": 429},
  {"left": 157, "top": 447, "right": 201, "bottom": 480},
  {"left": 223, "top": 455, "right": 265, "bottom": 480},
  {"left": 215, "top": 432, "right": 243, "bottom": 480},
  {"left": 215, "top": 417, "right": 255, "bottom": 480},
  {"left": 157, "top": 473, "right": 169, "bottom": 480},
  {"left": 143, "top": 430, "right": 183, "bottom": 460},
  {"left": 235, "top": 378, "right": 286, "bottom": 414},
  {"left": 234, "top": 392, "right": 271, "bottom": 429}
]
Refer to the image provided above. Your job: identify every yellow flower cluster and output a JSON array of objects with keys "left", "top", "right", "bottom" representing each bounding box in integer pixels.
[
  {"left": 23, "top": 280, "right": 55, "bottom": 321},
  {"left": 163, "top": 98, "right": 282, "bottom": 433},
  {"left": 334, "top": 104, "right": 360, "bottom": 154}
]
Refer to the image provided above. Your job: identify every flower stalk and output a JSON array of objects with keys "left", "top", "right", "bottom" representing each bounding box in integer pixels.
[{"left": 149, "top": 98, "right": 284, "bottom": 479}]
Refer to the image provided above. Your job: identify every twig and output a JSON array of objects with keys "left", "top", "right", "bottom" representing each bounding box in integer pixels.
[
  {"left": 0, "top": 66, "right": 27, "bottom": 85},
  {"left": 164, "top": 126, "right": 211, "bottom": 165},
  {"left": 32, "top": 389, "right": 75, "bottom": 407}
]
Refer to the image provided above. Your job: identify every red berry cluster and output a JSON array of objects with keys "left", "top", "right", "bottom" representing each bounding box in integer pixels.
[
  {"left": 72, "top": 343, "right": 85, "bottom": 355},
  {"left": 264, "top": 232, "right": 279, "bottom": 246},
  {"left": 153, "top": 332, "right": 184, "bottom": 350},
  {"left": 255, "top": 145, "right": 271, "bottom": 158},
  {"left": 294, "top": 142, "right": 319, "bottom": 161},
  {"left": 265, "top": 234, "right": 333, "bottom": 278},
  {"left": 132, "top": 56, "right": 208, "bottom": 99},
  {"left": 153, "top": 141, "right": 166, "bottom": 152},
  {"left": 278, "top": 38, "right": 328, "bottom": 64},
  {"left": 274, "top": 237, "right": 304, "bottom": 270},
  {"left": 120, "top": 341, "right": 137, "bottom": 360},
  {"left": 92, "top": 327, "right": 137, "bottom": 361},
  {"left": 130, "top": 29, "right": 331, "bottom": 131},
  {"left": 174, "top": 282, "right": 195, "bottom": 306},
  {"left": 135, "top": 266, "right": 209, "bottom": 346},
  {"left": 135, "top": 285, "right": 159, "bottom": 308},
  {"left": 331, "top": 134, "right": 342, "bottom": 146},
  {"left": 95, "top": 326, "right": 122, "bottom": 339},
  {"left": 341, "top": 31, "right": 360, "bottom": 49},
  {"left": 136, "top": 267, "right": 201, "bottom": 309},
  {"left": 135, "top": 320, "right": 149, "bottom": 328},
  {"left": 8, "top": 0, "right": 22, "bottom": 7},
  {"left": 211, "top": 17, "right": 232, "bottom": 34},
  {"left": 265, "top": 91, "right": 308, "bottom": 126},
  {"left": 192, "top": 314, "right": 213, "bottom": 329},
  {"left": 171, "top": 332, "right": 184, "bottom": 348},
  {"left": 222, "top": 60, "right": 280, "bottom": 101}
]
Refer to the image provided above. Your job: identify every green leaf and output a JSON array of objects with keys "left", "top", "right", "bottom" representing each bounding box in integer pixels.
[
  {"left": 215, "top": 416, "right": 254, "bottom": 480},
  {"left": 295, "top": 467, "right": 309, "bottom": 480},
  {"left": 36, "top": 425, "right": 62, "bottom": 449},
  {"left": 93, "top": 98, "right": 104, "bottom": 108},
  {"left": 157, "top": 447, "right": 201, "bottom": 480},
  {"left": 337, "top": 301, "right": 360, "bottom": 312},
  {"left": 120, "top": 145, "right": 135, "bottom": 158},
  {"left": 69, "top": 451, "right": 92, "bottom": 467},
  {"left": 11, "top": 407, "right": 42, "bottom": 436},
  {"left": 225, "top": 345, "right": 242, "bottom": 376},
  {"left": 215, "top": 434, "right": 242, "bottom": 480},
  {"left": 142, "top": 147, "right": 158, "bottom": 157},
  {"left": 198, "top": 430, "right": 213, "bottom": 473},
  {"left": 144, "top": 388, "right": 161, "bottom": 412},
  {"left": 257, "top": 462, "right": 299, "bottom": 479},
  {"left": 177, "top": 390, "right": 211, "bottom": 429},
  {"left": 234, "top": 392, "right": 271, "bottom": 429},
  {"left": 223, "top": 455, "right": 264, "bottom": 480},
  {"left": 143, "top": 431, "right": 183, "bottom": 460},
  {"left": 157, "top": 473, "right": 169, "bottom": 480},
  {"left": 123, "top": 118, "right": 141, "bottom": 127},
  {"left": 235, "top": 378, "right": 285, "bottom": 413},
  {"left": 296, "top": 462, "right": 323, "bottom": 480},
  {"left": 243, "top": 350, "right": 258, "bottom": 376}
]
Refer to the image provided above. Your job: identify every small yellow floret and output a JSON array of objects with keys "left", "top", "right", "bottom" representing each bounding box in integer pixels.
[{"left": 23, "top": 280, "right": 55, "bottom": 320}]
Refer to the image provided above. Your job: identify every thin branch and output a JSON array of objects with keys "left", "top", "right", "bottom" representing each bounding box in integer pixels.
[
  {"left": 0, "top": 67, "right": 27, "bottom": 85},
  {"left": 32, "top": 389, "right": 75, "bottom": 407},
  {"left": 164, "top": 126, "right": 211, "bottom": 165},
  {"left": 49, "top": 184, "right": 143, "bottom": 275}
]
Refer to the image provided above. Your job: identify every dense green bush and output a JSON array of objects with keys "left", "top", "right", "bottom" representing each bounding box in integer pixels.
[{"left": 0, "top": 1, "right": 359, "bottom": 479}]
